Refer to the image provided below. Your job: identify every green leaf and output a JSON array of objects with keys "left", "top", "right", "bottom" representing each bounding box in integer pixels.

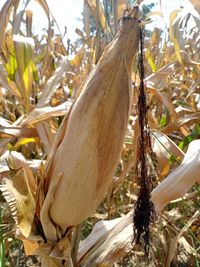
[
  {"left": 178, "top": 124, "right": 200, "bottom": 150},
  {"left": 145, "top": 48, "right": 157, "bottom": 72},
  {"left": 13, "top": 34, "right": 35, "bottom": 112},
  {"left": 159, "top": 114, "right": 167, "bottom": 128},
  {"left": 6, "top": 50, "right": 17, "bottom": 81}
]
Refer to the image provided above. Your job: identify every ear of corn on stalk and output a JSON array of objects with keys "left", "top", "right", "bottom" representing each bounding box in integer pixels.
[
  {"left": 39, "top": 11, "right": 140, "bottom": 242},
  {"left": 0, "top": 7, "right": 140, "bottom": 265}
]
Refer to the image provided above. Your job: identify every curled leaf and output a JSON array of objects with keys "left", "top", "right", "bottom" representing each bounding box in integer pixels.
[{"left": 151, "top": 140, "right": 200, "bottom": 212}]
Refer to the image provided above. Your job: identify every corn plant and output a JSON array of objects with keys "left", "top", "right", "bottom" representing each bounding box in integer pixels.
[{"left": 0, "top": 0, "right": 199, "bottom": 267}]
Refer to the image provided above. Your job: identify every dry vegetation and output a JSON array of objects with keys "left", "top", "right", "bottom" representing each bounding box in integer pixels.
[{"left": 0, "top": 0, "right": 200, "bottom": 266}]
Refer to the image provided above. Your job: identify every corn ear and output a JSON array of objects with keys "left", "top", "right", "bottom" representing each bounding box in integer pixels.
[{"left": 39, "top": 14, "right": 140, "bottom": 241}]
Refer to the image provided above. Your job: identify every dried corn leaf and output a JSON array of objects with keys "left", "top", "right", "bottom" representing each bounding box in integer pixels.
[
  {"left": 148, "top": 86, "right": 178, "bottom": 119},
  {"left": 0, "top": 117, "right": 11, "bottom": 127},
  {"left": 0, "top": 151, "right": 43, "bottom": 174},
  {"left": 79, "top": 209, "right": 199, "bottom": 266},
  {"left": 0, "top": 126, "right": 38, "bottom": 138},
  {"left": 23, "top": 100, "right": 72, "bottom": 126},
  {"left": 0, "top": 0, "right": 17, "bottom": 50},
  {"left": 186, "top": 77, "right": 200, "bottom": 99},
  {"left": 189, "top": 0, "right": 200, "bottom": 14},
  {"left": 0, "top": 168, "right": 35, "bottom": 238},
  {"left": 7, "top": 151, "right": 37, "bottom": 195},
  {"left": 35, "top": 122, "right": 55, "bottom": 154},
  {"left": 83, "top": 0, "right": 90, "bottom": 37},
  {"left": 114, "top": 117, "right": 139, "bottom": 193},
  {"left": 175, "top": 106, "right": 193, "bottom": 116},
  {"left": 85, "top": 0, "right": 111, "bottom": 35},
  {"left": 170, "top": 190, "right": 199, "bottom": 203},
  {"left": 78, "top": 218, "right": 121, "bottom": 261},
  {"left": 179, "top": 236, "right": 199, "bottom": 257},
  {"left": 113, "top": 0, "right": 127, "bottom": 32},
  {"left": 145, "top": 61, "right": 179, "bottom": 89},
  {"left": 169, "top": 10, "right": 185, "bottom": 65},
  {"left": 0, "top": 117, "right": 30, "bottom": 155},
  {"left": 152, "top": 130, "right": 184, "bottom": 172},
  {"left": 162, "top": 112, "right": 200, "bottom": 134},
  {"left": 35, "top": 0, "right": 56, "bottom": 77},
  {"left": 0, "top": 138, "right": 13, "bottom": 156},
  {"left": 23, "top": 239, "right": 40, "bottom": 256},
  {"left": 118, "top": 0, "right": 127, "bottom": 20},
  {"left": 26, "top": 10, "right": 33, "bottom": 37},
  {"left": 88, "top": 224, "right": 132, "bottom": 265},
  {"left": 70, "top": 47, "right": 85, "bottom": 69},
  {"left": 149, "top": 27, "right": 161, "bottom": 48},
  {"left": 38, "top": 57, "right": 72, "bottom": 107},
  {"left": 78, "top": 211, "right": 133, "bottom": 266},
  {"left": 0, "top": 61, "right": 13, "bottom": 93},
  {"left": 13, "top": 0, "right": 31, "bottom": 35},
  {"left": 165, "top": 210, "right": 200, "bottom": 267},
  {"left": 151, "top": 140, "right": 200, "bottom": 212}
]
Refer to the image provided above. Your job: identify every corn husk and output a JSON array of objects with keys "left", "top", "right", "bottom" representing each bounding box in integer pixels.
[
  {"left": 151, "top": 140, "right": 200, "bottom": 212},
  {"left": 39, "top": 13, "right": 140, "bottom": 241}
]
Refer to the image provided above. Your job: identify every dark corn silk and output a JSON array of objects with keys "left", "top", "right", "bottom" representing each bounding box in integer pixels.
[{"left": 133, "top": 27, "right": 156, "bottom": 256}]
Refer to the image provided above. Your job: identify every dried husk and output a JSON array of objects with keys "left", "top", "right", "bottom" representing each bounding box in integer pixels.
[
  {"left": 39, "top": 15, "right": 140, "bottom": 241},
  {"left": 151, "top": 140, "right": 200, "bottom": 212}
]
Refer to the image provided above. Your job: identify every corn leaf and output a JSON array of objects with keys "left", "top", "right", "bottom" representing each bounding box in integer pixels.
[
  {"left": 13, "top": 34, "right": 35, "bottom": 111},
  {"left": 151, "top": 140, "right": 200, "bottom": 212}
]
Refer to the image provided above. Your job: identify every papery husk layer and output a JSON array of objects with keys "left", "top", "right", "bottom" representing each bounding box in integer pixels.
[{"left": 39, "top": 16, "right": 140, "bottom": 241}]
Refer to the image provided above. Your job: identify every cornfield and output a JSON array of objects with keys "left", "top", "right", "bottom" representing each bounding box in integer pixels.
[{"left": 0, "top": 0, "right": 199, "bottom": 266}]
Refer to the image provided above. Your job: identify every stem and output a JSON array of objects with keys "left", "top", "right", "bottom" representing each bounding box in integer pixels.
[
  {"left": 0, "top": 210, "right": 5, "bottom": 267},
  {"left": 71, "top": 224, "right": 82, "bottom": 267}
]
